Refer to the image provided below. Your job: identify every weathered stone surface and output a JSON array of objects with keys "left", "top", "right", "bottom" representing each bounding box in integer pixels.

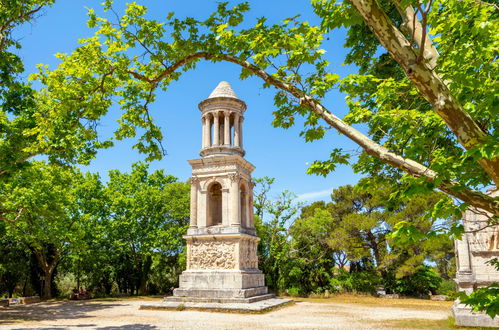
[
  {"left": 172, "top": 287, "right": 268, "bottom": 300},
  {"left": 141, "top": 297, "right": 292, "bottom": 312},
  {"left": 452, "top": 302, "right": 499, "bottom": 327},
  {"left": 177, "top": 270, "right": 265, "bottom": 290},
  {"left": 453, "top": 188, "right": 499, "bottom": 327}
]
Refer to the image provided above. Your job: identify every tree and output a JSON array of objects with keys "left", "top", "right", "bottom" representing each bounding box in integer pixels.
[
  {"left": 294, "top": 181, "right": 455, "bottom": 293},
  {"left": 0, "top": 162, "right": 87, "bottom": 298},
  {"left": 0, "top": 0, "right": 124, "bottom": 178},
  {"left": 25, "top": 0, "right": 497, "bottom": 217},
  {"left": 0, "top": 229, "right": 31, "bottom": 298},
  {"left": 103, "top": 162, "right": 190, "bottom": 294},
  {"left": 290, "top": 207, "right": 337, "bottom": 294},
  {"left": 254, "top": 178, "right": 302, "bottom": 292}
]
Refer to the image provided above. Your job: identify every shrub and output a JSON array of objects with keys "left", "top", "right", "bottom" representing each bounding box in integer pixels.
[
  {"left": 437, "top": 279, "right": 457, "bottom": 297},
  {"left": 350, "top": 271, "right": 379, "bottom": 294},
  {"left": 287, "top": 287, "right": 301, "bottom": 297},
  {"left": 55, "top": 273, "right": 77, "bottom": 298},
  {"left": 394, "top": 266, "right": 442, "bottom": 297}
]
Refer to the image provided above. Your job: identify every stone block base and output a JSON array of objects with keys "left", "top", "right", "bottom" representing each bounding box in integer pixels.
[
  {"left": 452, "top": 301, "right": 499, "bottom": 327},
  {"left": 177, "top": 270, "right": 264, "bottom": 290},
  {"left": 140, "top": 297, "right": 293, "bottom": 312},
  {"left": 174, "top": 286, "right": 268, "bottom": 299},
  {"left": 166, "top": 293, "right": 274, "bottom": 304}
]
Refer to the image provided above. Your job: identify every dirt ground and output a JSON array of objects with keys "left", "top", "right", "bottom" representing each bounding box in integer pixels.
[{"left": 0, "top": 295, "right": 455, "bottom": 329}]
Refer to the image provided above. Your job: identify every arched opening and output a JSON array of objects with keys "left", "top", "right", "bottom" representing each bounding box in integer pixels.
[
  {"left": 207, "top": 182, "right": 222, "bottom": 226},
  {"left": 240, "top": 184, "right": 247, "bottom": 228}
]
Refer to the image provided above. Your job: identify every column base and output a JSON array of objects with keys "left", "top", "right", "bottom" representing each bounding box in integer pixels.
[{"left": 452, "top": 300, "right": 499, "bottom": 327}]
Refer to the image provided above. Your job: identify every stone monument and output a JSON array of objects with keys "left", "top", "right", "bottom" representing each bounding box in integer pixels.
[
  {"left": 142, "top": 81, "right": 290, "bottom": 311},
  {"left": 452, "top": 188, "right": 499, "bottom": 327}
]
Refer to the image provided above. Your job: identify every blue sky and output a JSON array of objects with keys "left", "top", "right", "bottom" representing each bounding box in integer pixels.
[{"left": 14, "top": 0, "right": 363, "bottom": 203}]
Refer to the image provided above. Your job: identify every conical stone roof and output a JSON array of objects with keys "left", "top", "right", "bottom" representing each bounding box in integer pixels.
[{"left": 208, "top": 81, "right": 238, "bottom": 99}]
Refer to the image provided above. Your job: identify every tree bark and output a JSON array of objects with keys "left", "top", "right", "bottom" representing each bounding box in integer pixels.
[
  {"left": 349, "top": 0, "right": 499, "bottom": 187},
  {"left": 33, "top": 248, "right": 60, "bottom": 299},
  {"left": 392, "top": 0, "right": 439, "bottom": 69}
]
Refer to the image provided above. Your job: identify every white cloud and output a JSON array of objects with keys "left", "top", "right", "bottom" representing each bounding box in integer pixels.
[{"left": 295, "top": 188, "right": 333, "bottom": 202}]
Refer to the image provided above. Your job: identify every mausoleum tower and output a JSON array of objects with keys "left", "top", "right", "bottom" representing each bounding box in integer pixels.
[
  {"left": 187, "top": 81, "right": 256, "bottom": 234},
  {"left": 199, "top": 81, "right": 246, "bottom": 158},
  {"left": 166, "top": 81, "right": 273, "bottom": 304}
]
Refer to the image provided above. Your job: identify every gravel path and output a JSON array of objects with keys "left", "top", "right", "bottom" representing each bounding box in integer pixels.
[{"left": 0, "top": 298, "right": 451, "bottom": 329}]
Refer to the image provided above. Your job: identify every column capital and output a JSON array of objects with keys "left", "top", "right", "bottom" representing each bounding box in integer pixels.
[{"left": 228, "top": 173, "right": 240, "bottom": 183}]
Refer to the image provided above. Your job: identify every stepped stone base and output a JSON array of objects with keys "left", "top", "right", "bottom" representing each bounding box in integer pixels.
[
  {"left": 452, "top": 301, "right": 499, "bottom": 327},
  {"left": 150, "top": 268, "right": 286, "bottom": 311},
  {"left": 166, "top": 293, "right": 275, "bottom": 304},
  {"left": 173, "top": 286, "right": 268, "bottom": 299}
]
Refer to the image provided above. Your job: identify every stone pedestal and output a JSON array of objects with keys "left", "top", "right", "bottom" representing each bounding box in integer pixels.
[
  {"left": 452, "top": 188, "right": 499, "bottom": 327},
  {"left": 168, "top": 233, "right": 273, "bottom": 303},
  {"left": 452, "top": 301, "right": 499, "bottom": 327}
]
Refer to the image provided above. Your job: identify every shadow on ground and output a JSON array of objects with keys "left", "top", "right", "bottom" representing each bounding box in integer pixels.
[
  {"left": 8, "top": 325, "right": 157, "bottom": 330},
  {"left": 0, "top": 300, "right": 122, "bottom": 325},
  {"left": 97, "top": 325, "right": 157, "bottom": 330}
]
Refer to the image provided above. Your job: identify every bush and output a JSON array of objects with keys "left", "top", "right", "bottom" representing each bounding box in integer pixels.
[
  {"left": 328, "top": 270, "right": 379, "bottom": 294},
  {"left": 55, "top": 273, "right": 77, "bottom": 298},
  {"left": 287, "top": 287, "right": 301, "bottom": 297},
  {"left": 394, "top": 266, "right": 442, "bottom": 297},
  {"left": 437, "top": 279, "right": 457, "bottom": 297}
]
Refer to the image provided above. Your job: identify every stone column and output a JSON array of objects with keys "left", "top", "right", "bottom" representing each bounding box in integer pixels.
[
  {"left": 230, "top": 174, "right": 240, "bottom": 227},
  {"left": 456, "top": 236, "right": 472, "bottom": 274},
  {"left": 201, "top": 116, "right": 207, "bottom": 148},
  {"left": 189, "top": 177, "right": 198, "bottom": 227},
  {"left": 219, "top": 120, "right": 224, "bottom": 145},
  {"left": 198, "top": 190, "right": 207, "bottom": 227},
  {"left": 205, "top": 115, "right": 212, "bottom": 147},
  {"left": 222, "top": 186, "right": 229, "bottom": 226},
  {"left": 224, "top": 112, "right": 230, "bottom": 145},
  {"left": 213, "top": 112, "right": 220, "bottom": 146},
  {"left": 234, "top": 113, "right": 240, "bottom": 148},
  {"left": 239, "top": 116, "right": 243, "bottom": 149}
]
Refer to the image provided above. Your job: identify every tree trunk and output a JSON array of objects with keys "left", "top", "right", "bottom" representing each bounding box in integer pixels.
[
  {"left": 33, "top": 248, "right": 60, "bottom": 299},
  {"left": 367, "top": 231, "right": 382, "bottom": 268},
  {"left": 43, "top": 270, "right": 53, "bottom": 299},
  {"left": 22, "top": 276, "right": 27, "bottom": 297}
]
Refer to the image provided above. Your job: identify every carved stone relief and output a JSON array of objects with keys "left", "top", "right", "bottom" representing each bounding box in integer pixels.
[
  {"left": 188, "top": 240, "right": 236, "bottom": 270},
  {"left": 192, "top": 164, "right": 236, "bottom": 174},
  {"left": 239, "top": 239, "right": 258, "bottom": 269}
]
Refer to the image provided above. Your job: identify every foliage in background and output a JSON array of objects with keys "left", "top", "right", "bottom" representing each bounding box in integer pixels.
[
  {"left": 0, "top": 162, "right": 189, "bottom": 298},
  {"left": 254, "top": 178, "right": 455, "bottom": 297}
]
